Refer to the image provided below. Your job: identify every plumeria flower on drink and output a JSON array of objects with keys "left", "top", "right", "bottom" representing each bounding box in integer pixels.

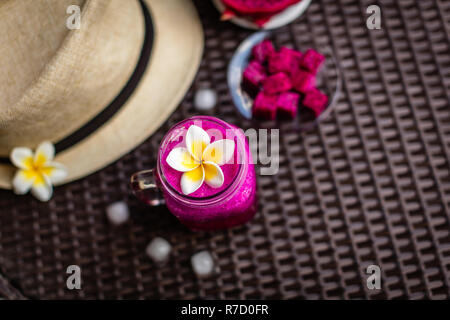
[
  {"left": 10, "top": 141, "right": 67, "bottom": 202},
  {"left": 166, "top": 125, "right": 235, "bottom": 195}
]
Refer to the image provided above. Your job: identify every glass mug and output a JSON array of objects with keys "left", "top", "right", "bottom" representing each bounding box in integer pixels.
[{"left": 131, "top": 116, "right": 257, "bottom": 231}]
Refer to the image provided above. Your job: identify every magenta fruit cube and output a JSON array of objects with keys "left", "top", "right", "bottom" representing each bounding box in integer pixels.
[
  {"left": 303, "top": 89, "right": 328, "bottom": 117},
  {"left": 253, "top": 91, "right": 278, "bottom": 120},
  {"left": 290, "top": 50, "right": 303, "bottom": 77},
  {"left": 251, "top": 40, "right": 275, "bottom": 64},
  {"left": 277, "top": 92, "right": 300, "bottom": 119},
  {"left": 300, "top": 49, "right": 325, "bottom": 74},
  {"left": 278, "top": 47, "right": 303, "bottom": 76},
  {"left": 262, "top": 72, "right": 292, "bottom": 94},
  {"left": 292, "top": 69, "right": 316, "bottom": 93},
  {"left": 243, "top": 61, "right": 267, "bottom": 94},
  {"left": 268, "top": 47, "right": 296, "bottom": 74}
]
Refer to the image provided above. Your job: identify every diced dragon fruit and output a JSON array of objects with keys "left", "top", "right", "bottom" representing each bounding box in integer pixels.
[
  {"left": 300, "top": 49, "right": 325, "bottom": 74},
  {"left": 277, "top": 92, "right": 300, "bottom": 119},
  {"left": 268, "top": 47, "right": 295, "bottom": 74},
  {"left": 277, "top": 47, "right": 303, "bottom": 75},
  {"left": 292, "top": 69, "right": 316, "bottom": 93},
  {"left": 253, "top": 91, "right": 278, "bottom": 120},
  {"left": 243, "top": 61, "right": 267, "bottom": 95},
  {"left": 289, "top": 51, "right": 303, "bottom": 77},
  {"left": 262, "top": 72, "right": 292, "bottom": 94},
  {"left": 251, "top": 40, "right": 275, "bottom": 64},
  {"left": 303, "top": 89, "right": 328, "bottom": 117}
]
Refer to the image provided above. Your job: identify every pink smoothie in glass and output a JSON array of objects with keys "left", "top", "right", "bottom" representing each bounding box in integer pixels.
[{"left": 155, "top": 116, "right": 257, "bottom": 230}]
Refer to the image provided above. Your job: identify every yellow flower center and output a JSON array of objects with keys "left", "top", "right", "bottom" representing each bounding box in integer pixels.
[{"left": 23, "top": 154, "right": 52, "bottom": 186}]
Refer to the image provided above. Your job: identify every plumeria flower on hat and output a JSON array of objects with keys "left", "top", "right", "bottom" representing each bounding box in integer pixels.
[
  {"left": 10, "top": 141, "right": 67, "bottom": 202},
  {"left": 166, "top": 125, "right": 235, "bottom": 195}
]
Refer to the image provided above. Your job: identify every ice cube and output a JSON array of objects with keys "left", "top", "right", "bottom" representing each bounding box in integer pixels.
[
  {"left": 191, "top": 250, "right": 214, "bottom": 277},
  {"left": 194, "top": 88, "right": 217, "bottom": 111},
  {"left": 106, "top": 201, "right": 129, "bottom": 225},
  {"left": 146, "top": 237, "right": 172, "bottom": 264}
]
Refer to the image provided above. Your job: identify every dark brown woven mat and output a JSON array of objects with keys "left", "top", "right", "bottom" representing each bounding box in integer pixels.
[{"left": 1, "top": 0, "right": 450, "bottom": 300}]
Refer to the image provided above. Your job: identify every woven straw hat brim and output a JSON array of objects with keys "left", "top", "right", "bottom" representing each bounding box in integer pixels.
[{"left": 0, "top": 0, "right": 203, "bottom": 189}]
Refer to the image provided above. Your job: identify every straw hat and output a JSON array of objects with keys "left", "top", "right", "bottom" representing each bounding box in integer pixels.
[{"left": 0, "top": 0, "right": 204, "bottom": 190}]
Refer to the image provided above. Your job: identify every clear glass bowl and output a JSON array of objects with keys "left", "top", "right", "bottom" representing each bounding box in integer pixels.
[{"left": 227, "top": 31, "right": 341, "bottom": 132}]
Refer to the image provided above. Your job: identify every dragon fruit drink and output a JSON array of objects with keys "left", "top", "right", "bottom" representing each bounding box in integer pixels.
[{"left": 131, "top": 116, "right": 257, "bottom": 231}]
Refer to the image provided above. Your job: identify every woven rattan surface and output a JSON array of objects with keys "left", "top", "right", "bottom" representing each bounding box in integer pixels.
[{"left": 1, "top": 0, "right": 450, "bottom": 299}]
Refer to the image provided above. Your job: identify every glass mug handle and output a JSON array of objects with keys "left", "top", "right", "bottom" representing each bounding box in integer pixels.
[{"left": 130, "top": 169, "right": 165, "bottom": 206}]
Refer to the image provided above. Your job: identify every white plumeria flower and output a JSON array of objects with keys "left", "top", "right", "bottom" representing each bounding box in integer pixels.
[
  {"left": 166, "top": 125, "right": 235, "bottom": 195},
  {"left": 10, "top": 141, "right": 67, "bottom": 202}
]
